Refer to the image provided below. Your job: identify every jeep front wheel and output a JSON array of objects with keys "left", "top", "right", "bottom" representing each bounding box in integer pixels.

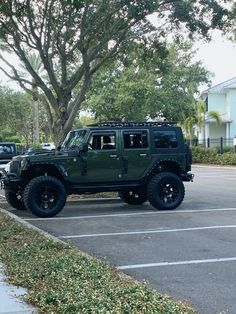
[
  {"left": 23, "top": 176, "right": 66, "bottom": 218},
  {"left": 5, "top": 190, "right": 26, "bottom": 210},
  {"left": 148, "top": 172, "right": 185, "bottom": 210},
  {"left": 119, "top": 190, "right": 147, "bottom": 205}
]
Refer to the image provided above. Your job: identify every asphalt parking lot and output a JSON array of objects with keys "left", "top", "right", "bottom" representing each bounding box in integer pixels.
[{"left": 3, "top": 165, "right": 236, "bottom": 314}]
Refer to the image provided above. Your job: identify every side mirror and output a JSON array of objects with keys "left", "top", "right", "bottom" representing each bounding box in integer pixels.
[{"left": 80, "top": 143, "right": 88, "bottom": 152}]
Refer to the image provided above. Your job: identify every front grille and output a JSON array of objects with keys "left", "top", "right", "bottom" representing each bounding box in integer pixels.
[{"left": 9, "top": 160, "right": 20, "bottom": 173}]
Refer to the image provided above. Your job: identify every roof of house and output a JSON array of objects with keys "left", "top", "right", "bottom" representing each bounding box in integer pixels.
[{"left": 202, "top": 76, "right": 236, "bottom": 95}]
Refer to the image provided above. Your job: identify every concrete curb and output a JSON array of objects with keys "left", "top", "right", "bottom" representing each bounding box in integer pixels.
[
  {"left": 0, "top": 201, "right": 137, "bottom": 290},
  {"left": 193, "top": 164, "right": 236, "bottom": 170},
  {"left": 0, "top": 207, "right": 67, "bottom": 246},
  {"left": 0, "top": 207, "right": 94, "bottom": 265}
]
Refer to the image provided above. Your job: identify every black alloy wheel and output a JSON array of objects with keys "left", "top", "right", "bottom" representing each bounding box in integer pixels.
[
  {"left": 148, "top": 172, "right": 185, "bottom": 210},
  {"left": 23, "top": 176, "right": 66, "bottom": 217}
]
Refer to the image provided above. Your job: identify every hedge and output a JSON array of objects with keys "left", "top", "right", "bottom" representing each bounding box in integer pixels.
[{"left": 192, "top": 146, "right": 236, "bottom": 165}]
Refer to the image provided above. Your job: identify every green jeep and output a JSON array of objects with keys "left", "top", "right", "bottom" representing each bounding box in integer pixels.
[{"left": 3, "top": 122, "right": 193, "bottom": 217}]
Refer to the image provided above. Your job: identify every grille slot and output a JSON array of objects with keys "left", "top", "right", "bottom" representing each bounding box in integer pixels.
[{"left": 9, "top": 160, "right": 20, "bottom": 173}]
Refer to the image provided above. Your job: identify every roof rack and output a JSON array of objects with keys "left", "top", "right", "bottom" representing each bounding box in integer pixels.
[{"left": 89, "top": 121, "right": 175, "bottom": 128}]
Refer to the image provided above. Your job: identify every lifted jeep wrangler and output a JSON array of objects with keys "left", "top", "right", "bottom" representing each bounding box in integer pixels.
[{"left": 3, "top": 121, "right": 193, "bottom": 217}]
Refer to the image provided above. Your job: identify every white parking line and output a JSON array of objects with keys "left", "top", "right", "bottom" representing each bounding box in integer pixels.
[
  {"left": 59, "top": 224, "right": 236, "bottom": 239},
  {"left": 198, "top": 175, "right": 236, "bottom": 178},
  {"left": 24, "top": 207, "right": 236, "bottom": 221},
  {"left": 117, "top": 257, "right": 236, "bottom": 270}
]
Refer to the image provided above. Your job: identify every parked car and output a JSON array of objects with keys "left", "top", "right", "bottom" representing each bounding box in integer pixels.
[
  {"left": 0, "top": 162, "right": 10, "bottom": 179},
  {"left": 0, "top": 142, "right": 17, "bottom": 165},
  {"left": 3, "top": 121, "right": 193, "bottom": 217},
  {"left": 41, "top": 143, "right": 55, "bottom": 150}
]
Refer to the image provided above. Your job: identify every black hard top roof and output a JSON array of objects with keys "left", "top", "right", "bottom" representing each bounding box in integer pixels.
[{"left": 88, "top": 121, "right": 176, "bottom": 128}]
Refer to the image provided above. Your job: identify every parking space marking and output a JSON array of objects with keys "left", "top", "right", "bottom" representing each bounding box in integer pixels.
[
  {"left": 197, "top": 174, "right": 236, "bottom": 177},
  {"left": 117, "top": 257, "right": 236, "bottom": 270},
  {"left": 59, "top": 224, "right": 236, "bottom": 239},
  {"left": 24, "top": 207, "right": 236, "bottom": 221}
]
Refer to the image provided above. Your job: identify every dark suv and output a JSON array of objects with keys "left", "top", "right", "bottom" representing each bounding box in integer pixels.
[
  {"left": 3, "top": 122, "right": 193, "bottom": 217},
  {"left": 0, "top": 142, "right": 17, "bottom": 165}
]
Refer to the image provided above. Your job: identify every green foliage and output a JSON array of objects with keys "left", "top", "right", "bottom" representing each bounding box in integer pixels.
[
  {"left": 192, "top": 147, "right": 218, "bottom": 164},
  {"left": 0, "top": 129, "right": 21, "bottom": 143},
  {"left": 0, "top": 85, "right": 52, "bottom": 146},
  {"left": 73, "top": 115, "right": 96, "bottom": 128},
  {"left": 87, "top": 42, "right": 209, "bottom": 122},
  {"left": 0, "top": 0, "right": 232, "bottom": 144},
  {"left": 192, "top": 146, "right": 236, "bottom": 165},
  {"left": 181, "top": 101, "right": 222, "bottom": 139},
  {"left": 0, "top": 86, "right": 31, "bottom": 144},
  {"left": 0, "top": 211, "right": 197, "bottom": 314}
]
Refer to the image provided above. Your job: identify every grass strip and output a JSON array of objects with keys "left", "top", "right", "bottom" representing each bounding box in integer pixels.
[{"left": 0, "top": 210, "right": 198, "bottom": 314}]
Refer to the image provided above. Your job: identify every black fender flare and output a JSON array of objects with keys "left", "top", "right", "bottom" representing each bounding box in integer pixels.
[
  {"left": 24, "top": 162, "right": 69, "bottom": 181},
  {"left": 144, "top": 159, "right": 184, "bottom": 180}
]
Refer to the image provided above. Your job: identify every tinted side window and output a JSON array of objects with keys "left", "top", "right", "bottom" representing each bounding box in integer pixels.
[
  {"left": 123, "top": 131, "right": 148, "bottom": 149},
  {"left": 154, "top": 130, "right": 178, "bottom": 148},
  {"left": 88, "top": 133, "right": 116, "bottom": 150}
]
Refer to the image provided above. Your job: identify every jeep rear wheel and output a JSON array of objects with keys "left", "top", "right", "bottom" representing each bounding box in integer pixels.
[
  {"left": 119, "top": 190, "right": 147, "bottom": 205},
  {"left": 5, "top": 190, "right": 26, "bottom": 210},
  {"left": 23, "top": 176, "right": 66, "bottom": 218},
  {"left": 148, "top": 172, "right": 185, "bottom": 210}
]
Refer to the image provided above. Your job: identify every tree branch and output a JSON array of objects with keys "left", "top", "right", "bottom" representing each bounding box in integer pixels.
[
  {"left": 11, "top": 32, "right": 58, "bottom": 108},
  {"left": 65, "top": 71, "right": 91, "bottom": 132},
  {"left": 26, "top": 0, "right": 61, "bottom": 98}
]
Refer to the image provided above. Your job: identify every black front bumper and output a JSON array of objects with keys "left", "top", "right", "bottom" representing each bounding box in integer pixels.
[{"left": 2, "top": 173, "right": 25, "bottom": 192}]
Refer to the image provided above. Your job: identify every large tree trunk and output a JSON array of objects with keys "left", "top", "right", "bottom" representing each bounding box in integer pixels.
[
  {"left": 52, "top": 124, "right": 68, "bottom": 147},
  {"left": 52, "top": 114, "right": 74, "bottom": 147}
]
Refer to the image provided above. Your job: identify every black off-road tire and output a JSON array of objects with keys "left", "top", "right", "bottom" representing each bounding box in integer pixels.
[
  {"left": 5, "top": 190, "right": 26, "bottom": 210},
  {"left": 23, "top": 176, "right": 66, "bottom": 218},
  {"left": 147, "top": 172, "right": 185, "bottom": 210},
  {"left": 119, "top": 190, "right": 147, "bottom": 205}
]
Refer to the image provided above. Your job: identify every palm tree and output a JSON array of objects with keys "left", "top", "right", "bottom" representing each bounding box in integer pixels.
[
  {"left": 181, "top": 116, "right": 196, "bottom": 145},
  {"left": 182, "top": 100, "right": 222, "bottom": 146},
  {"left": 195, "top": 100, "right": 221, "bottom": 145}
]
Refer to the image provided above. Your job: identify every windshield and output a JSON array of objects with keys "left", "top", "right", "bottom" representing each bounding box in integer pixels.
[{"left": 62, "top": 130, "right": 87, "bottom": 149}]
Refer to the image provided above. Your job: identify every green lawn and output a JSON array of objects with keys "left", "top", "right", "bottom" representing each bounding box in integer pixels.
[{"left": 0, "top": 206, "right": 198, "bottom": 314}]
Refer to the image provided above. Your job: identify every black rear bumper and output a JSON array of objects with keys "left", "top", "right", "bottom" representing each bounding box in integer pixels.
[{"left": 181, "top": 172, "right": 194, "bottom": 182}]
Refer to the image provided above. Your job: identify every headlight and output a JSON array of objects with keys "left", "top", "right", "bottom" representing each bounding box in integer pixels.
[{"left": 20, "top": 158, "right": 29, "bottom": 169}]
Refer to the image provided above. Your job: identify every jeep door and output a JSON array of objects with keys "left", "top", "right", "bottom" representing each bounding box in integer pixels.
[
  {"left": 120, "top": 129, "right": 152, "bottom": 180},
  {"left": 80, "top": 130, "right": 121, "bottom": 182}
]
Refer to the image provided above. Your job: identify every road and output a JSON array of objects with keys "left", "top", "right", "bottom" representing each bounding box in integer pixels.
[{"left": 2, "top": 166, "right": 236, "bottom": 313}]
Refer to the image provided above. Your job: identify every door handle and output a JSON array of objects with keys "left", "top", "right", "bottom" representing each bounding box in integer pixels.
[
  {"left": 110, "top": 154, "right": 118, "bottom": 158},
  {"left": 122, "top": 156, "right": 128, "bottom": 173},
  {"left": 139, "top": 153, "right": 147, "bottom": 157}
]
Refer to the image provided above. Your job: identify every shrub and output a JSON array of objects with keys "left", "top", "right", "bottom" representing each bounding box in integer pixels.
[
  {"left": 192, "top": 146, "right": 236, "bottom": 165},
  {"left": 192, "top": 147, "right": 217, "bottom": 164}
]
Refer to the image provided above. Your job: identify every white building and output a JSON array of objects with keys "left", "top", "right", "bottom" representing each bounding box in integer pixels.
[{"left": 201, "top": 77, "right": 236, "bottom": 143}]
